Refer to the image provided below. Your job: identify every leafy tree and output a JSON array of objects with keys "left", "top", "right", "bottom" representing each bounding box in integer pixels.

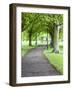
[{"left": 21, "top": 12, "right": 63, "bottom": 53}]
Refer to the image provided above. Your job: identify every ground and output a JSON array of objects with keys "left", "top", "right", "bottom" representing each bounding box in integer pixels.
[{"left": 21, "top": 46, "right": 61, "bottom": 77}]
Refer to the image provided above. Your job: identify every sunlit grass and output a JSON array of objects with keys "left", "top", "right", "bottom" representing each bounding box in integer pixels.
[
  {"left": 21, "top": 45, "right": 37, "bottom": 56},
  {"left": 44, "top": 46, "right": 63, "bottom": 74}
]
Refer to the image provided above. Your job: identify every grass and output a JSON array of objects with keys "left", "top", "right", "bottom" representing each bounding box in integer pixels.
[
  {"left": 21, "top": 45, "right": 37, "bottom": 56},
  {"left": 44, "top": 46, "right": 63, "bottom": 74}
]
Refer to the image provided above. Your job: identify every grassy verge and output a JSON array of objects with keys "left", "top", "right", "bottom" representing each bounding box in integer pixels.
[
  {"left": 44, "top": 46, "right": 63, "bottom": 74},
  {"left": 21, "top": 45, "right": 37, "bottom": 56}
]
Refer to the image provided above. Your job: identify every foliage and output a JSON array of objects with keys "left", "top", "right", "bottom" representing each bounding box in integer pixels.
[{"left": 21, "top": 13, "right": 63, "bottom": 40}]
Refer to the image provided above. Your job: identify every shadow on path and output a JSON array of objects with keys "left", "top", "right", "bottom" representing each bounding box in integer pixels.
[{"left": 21, "top": 47, "right": 60, "bottom": 77}]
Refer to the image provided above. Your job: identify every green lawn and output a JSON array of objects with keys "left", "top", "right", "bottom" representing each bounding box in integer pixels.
[
  {"left": 21, "top": 45, "right": 37, "bottom": 56},
  {"left": 44, "top": 46, "right": 63, "bottom": 74}
]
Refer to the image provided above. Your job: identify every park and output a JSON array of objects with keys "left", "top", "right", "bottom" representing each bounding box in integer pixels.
[{"left": 21, "top": 12, "right": 63, "bottom": 77}]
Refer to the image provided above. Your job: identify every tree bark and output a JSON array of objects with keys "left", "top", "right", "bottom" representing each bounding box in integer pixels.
[
  {"left": 54, "top": 25, "right": 59, "bottom": 53},
  {"left": 47, "top": 30, "right": 48, "bottom": 49},
  {"left": 35, "top": 33, "right": 37, "bottom": 46},
  {"left": 50, "top": 34, "right": 54, "bottom": 48},
  {"left": 29, "top": 32, "right": 32, "bottom": 46}
]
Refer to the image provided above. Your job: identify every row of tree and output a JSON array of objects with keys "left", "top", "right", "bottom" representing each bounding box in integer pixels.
[{"left": 21, "top": 13, "right": 63, "bottom": 53}]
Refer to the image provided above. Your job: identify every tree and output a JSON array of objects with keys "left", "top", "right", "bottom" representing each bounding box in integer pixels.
[
  {"left": 21, "top": 13, "right": 63, "bottom": 53},
  {"left": 53, "top": 15, "right": 63, "bottom": 53},
  {"left": 21, "top": 13, "right": 40, "bottom": 46}
]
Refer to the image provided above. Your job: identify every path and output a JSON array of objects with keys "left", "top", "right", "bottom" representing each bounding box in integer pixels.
[{"left": 21, "top": 47, "right": 60, "bottom": 77}]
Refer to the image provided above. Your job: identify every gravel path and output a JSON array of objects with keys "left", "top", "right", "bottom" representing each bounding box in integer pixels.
[{"left": 21, "top": 47, "right": 60, "bottom": 77}]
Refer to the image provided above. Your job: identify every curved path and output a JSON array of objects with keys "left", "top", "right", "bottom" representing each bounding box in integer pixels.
[{"left": 21, "top": 47, "right": 60, "bottom": 77}]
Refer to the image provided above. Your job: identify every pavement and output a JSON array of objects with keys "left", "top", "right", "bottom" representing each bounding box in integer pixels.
[{"left": 21, "top": 47, "right": 60, "bottom": 77}]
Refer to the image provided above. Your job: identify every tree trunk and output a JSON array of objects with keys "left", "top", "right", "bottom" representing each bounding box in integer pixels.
[
  {"left": 54, "top": 25, "right": 59, "bottom": 53},
  {"left": 47, "top": 30, "right": 48, "bottom": 49},
  {"left": 29, "top": 32, "right": 32, "bottom": 46},
  {"left": 50, "top": 34, "right": 54, "bottom": 48},
  {"left": 35, "top": 34, "right": 37, "bottom": 46}
]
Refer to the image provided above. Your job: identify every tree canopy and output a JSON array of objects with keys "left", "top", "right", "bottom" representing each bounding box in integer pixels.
[{"left": 21, "top": 12, "right": 63, "bottom": 53}]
